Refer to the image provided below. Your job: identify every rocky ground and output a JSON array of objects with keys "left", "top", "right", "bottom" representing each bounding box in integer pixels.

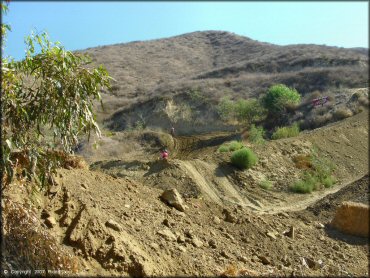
[{"left": 2, "top": 111, "right": 369, "bottom": 277}]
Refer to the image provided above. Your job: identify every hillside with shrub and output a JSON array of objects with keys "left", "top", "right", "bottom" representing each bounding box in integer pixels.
[
  {"left": 2, "top": 23, "right": 369, "bottom": 277},
  {"left": 79, "top": 31, "right": 368, "bottom": 132}
]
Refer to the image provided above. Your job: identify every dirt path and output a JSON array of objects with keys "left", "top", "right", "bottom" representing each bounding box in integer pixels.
[
  {"left": 258, "top": 173, "right": 368, "bottom": 215},
  {"left": 180, "top": 161, "right": 222, "bottom": 203},
  {"left": 179, "top": 160, "right": 260, "bottom": 210}
]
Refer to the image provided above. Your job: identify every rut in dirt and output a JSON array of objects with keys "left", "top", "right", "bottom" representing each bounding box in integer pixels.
[
  {"left": 170, "top": 158, "right": 261, "bottom": 211},
  {"left": 172, "top": 132, "right": 240, "bottom": 159}
]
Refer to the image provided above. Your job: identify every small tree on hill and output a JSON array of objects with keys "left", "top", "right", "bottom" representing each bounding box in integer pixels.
[
  {"left": 1, "top": 4, "right": 112, "bottom": 188},
  {"left": 262, "top": 84, "right": 301, "bottom": 114},
  {"left": 261, "top": 84, "right": 301, "bottom": 127}
]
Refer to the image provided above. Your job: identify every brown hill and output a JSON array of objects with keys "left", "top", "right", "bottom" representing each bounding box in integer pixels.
[{"left": 80, "top": 31, "right": 368, "bottom": 126}]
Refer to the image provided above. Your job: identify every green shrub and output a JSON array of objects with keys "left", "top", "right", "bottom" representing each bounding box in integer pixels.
[
  {"left": 322, "top": 176, "right": 336, "bottom": 188},
  {"left": 231, "top": 148, "right": 258, "bottom": 170},
  {"left": 217, "top": 97, "right": 266, "bottom": 124},
  {"left": 235, "top": 99, "right": 266, "bottom": 123},
  {"left": 290, "top": 149, "right": 336, "bottom": 194},
  {"left": 217, "top": 97, "right": 234, "bottom": 121},
  {"left": 218, "top": 145, "right": 229, "bottom": 153},
  {"left": 271, "top": 123, "right": 300, "bottom": 140},
  {"left": 262, "top": 84, "right": 301, "bottom": 114},
  {"left": 290, "top": 179, "right": 315, "bottom": 194},
  {"left": 228, "top": 141, "right": 244, "bottom": 151},
  {"left": 259, "top": 179, "right": 273, "bottom": 190},
  {"left": 248, "top": 124, "right": 266, "bottom": 144},
  {"left": 218, "top": 141, "right": 245, "bottom": 153},
  {"left": 311, "top": 150, "right": 335, "bottom": 180}
]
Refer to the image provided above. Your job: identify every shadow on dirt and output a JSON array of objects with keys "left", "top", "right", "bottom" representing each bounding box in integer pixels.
[
  {"left": 90, "top": 160, "right": 144, "bottom": 171},
  {"left": 214, "top": 162, "right": 235, "bottom": 178},
  {"left": 143, "top": 160, "right": 171, "bottom": 177},
  {"left": 174, "top": 132, "right": 240, "bottom": 159},
  {"left": 324, "top": 226, "right": 368, "bottom": 246}
]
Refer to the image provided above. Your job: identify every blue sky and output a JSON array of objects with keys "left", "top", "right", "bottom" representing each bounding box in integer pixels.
[{"left": 3, "top": 1, "right": 369, "bottom": 60}]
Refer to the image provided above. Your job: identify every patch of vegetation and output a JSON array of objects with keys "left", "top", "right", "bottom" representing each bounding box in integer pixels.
[
  {"left": 217, "top": 97, "right": 266, "bottom": 124},
  {"left": 1, "top": 3, "right": 112, "bottom": 189},
  {"left": 234, "top": 99, "right": 266, "bottom": 123},
  {"left": 271, "top": 123, "right": 300, "bottom": 140},
  {"left": 217, "top": 145, "right": 229, "bottom": 153},
  {"left": 322, "top": 175, "right": 336, "bottom": 188},
  {"left": 218, "top": 141, "right": 244, "bottom": 152},
  {"left": 259, "top": 179, "right": 273, "bottom": 190},
  {"left": 292, "top": 154, "right": 312, "bottom": 169},
  {"left": 333, "top": 107, "right": 353, "bottom": 120},
  {"left": 262, "top": 84, "right": 301, "bottom": 114},
  {"left": 290, "top": 150, "right": 336, "bottom": 194},
  {"left": 291, "top": 173, "right": 318, "bottom": 193},
  {"left": 229, "top": 141, "right": 244, "bottom": 151},
  {"left": 217, "top": 97, "right": 236, "bottom": 121},
  {"left": 188, "top": 88, "right": 206, "bottom": 103},
  {"left": 230, "top": 148, "right": 258, "bottom": 170},
  {"left": 248, "top": 124, "right": 266, "bottom": 145}
]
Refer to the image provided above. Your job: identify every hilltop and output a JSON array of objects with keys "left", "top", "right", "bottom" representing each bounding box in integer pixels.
[{"left": 79, "top": 31, "right": 368, "bottom": 125}]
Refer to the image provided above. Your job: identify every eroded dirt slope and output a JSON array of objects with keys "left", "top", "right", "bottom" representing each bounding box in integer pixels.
[
  {"left": 5, "top": 167, "right": 367, "bottom": 277},
  {"left": 3, "top": 111, "right": 368, "bottom": 276}
]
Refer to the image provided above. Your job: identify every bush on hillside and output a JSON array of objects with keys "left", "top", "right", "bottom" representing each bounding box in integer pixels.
[
  {"left": 231, "top": 148, "right": 258, "bottom": 170},
  {"left": 218, "top": 141, "right": 244, "bottom": 152},
  {"left": 248, "top": 124, "right": 266, "bottom": 145},
  {"left": 234, "top": 99, "right": 266, "bottom": 123},
  {"left": 217, "top": 97, "right": 266, "bottom": 124},
  {"left": 292, "top": 154, "right": 312, "bottom": 169},
  {"left": 217, "top": 97, "right": 234, "bottom": 121},
  {"left": 217, "top": 145, "right": 229, "bottom": 153},
  {"left": 228, "top": 141, "right": 244, "bottom": 151},
  {"left": 322, "top": 175, "right": 336, "bottom": 188},
  {"left": 291, "top": 178, "right": 316, "bottom": 193},
  {"left": 262, "top": 84, "right": 301, "bottom": 114},
  {"left": 290, "top": 149, "right": 336, "bottom": 193},
  {"left": 271, "top": 123, "right": 300, "bottom": 140},
  {"left": 259, "top": 179, "right": 273, "bottom": 190}
]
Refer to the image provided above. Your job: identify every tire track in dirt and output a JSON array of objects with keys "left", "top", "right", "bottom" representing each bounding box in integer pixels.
[
  {"left": 180, "top": 160, "right": 222, "bottom": 204},
  {"left": 179, "top": 160, "right": 260, "bottom": 210}
]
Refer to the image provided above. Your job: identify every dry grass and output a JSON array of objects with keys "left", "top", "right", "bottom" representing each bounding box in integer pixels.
[
  {"left": 293, "top": 155, "right": 313, "bottom": 170},
  {"left": 2, "top": 198, "right": 79, "bottom": 273},
  {"left": 333, "top": 107, "right": 353, "bottom": 120},
  {"left": 220, "top": 264, "right": 238, "bottom": 277},
  {"left": 77, "top": 31, "right": 368, "bottom": 123},
  {"left": 220, "top": 263, "right": 259, "bottom": 277}
]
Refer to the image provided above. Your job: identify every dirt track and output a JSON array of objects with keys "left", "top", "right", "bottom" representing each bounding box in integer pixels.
[{"left": 3, "top": 111, "right": 369, "bottom": 277}]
